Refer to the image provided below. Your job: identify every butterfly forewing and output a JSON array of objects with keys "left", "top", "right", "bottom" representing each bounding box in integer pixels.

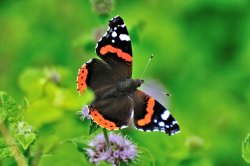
[
  {"left": 77, "top": 58, "right": 122, "bottom": 96},
  {"left": 96, "top": 16, "right": 132, "bottom": 79}
]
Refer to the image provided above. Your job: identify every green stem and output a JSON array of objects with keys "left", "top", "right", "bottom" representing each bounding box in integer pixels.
[
  {"left": 0, "top": 118, "right": 28, "bottom": 166},
  {"left": 102, "top": 128, "right": 110, "bottom": 148}
]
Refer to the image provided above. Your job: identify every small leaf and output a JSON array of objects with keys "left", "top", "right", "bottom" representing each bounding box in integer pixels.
[
  {"left": 0, "top": 138, "right": 13, "bottom": 159},
  {"left": 15, "top": 133, "right": 36, "bottom": 150},
  {"left": 242, "top": 133, "right": 250, "bottom": 163},
  {"left": 0, "top": 147, "right": 13, "bottom": 159},
  {"left": 15, "top": 121, "right": 36, "bottom": 150},
  {"left": 0, "top": 91, "right": 20, "bottom": 123},
  {"left": 89, "top": 121, "right": 100, "bottom": 135}
]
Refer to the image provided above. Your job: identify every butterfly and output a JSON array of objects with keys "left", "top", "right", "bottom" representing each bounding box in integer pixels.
[{"left": 77, "top": 16, "right": 180, "bottom": 136}]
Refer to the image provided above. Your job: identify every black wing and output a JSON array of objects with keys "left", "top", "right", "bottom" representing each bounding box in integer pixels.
[
  {"left": 77, "top": 58, "right": 122, "bottom": 96},
  {"left": 132, "top": 90, "right": 180, "bottom": 136},
  {"left": 96, "top": 16, "right": 132, "bottom": 79},
  {"left": 88, "top": 96, "right": 133, "bottom": 130}
]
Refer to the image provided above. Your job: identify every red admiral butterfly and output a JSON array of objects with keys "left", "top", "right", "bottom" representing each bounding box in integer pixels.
[{"left": 77, "top": 16, "right": 180, "bottom": 136}]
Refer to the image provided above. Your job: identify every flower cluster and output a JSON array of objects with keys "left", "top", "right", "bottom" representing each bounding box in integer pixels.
[
  {"left": 85, "top": 133, "right": 137, "bottom": 166},
  {"left": 91, "top": 0, "right": 114, "bottom": 15}
]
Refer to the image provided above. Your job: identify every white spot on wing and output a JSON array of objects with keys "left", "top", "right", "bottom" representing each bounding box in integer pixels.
[
  {"left": 172, "top": 121, "right": 178, "bottom": 125},
  {"left": 158, "top": 121, "right": 165, "bottom": 127},
  {"left": 112, "top": 39, "right": 115, "bottom": 43},
  {"left": 119, "top": 34, "right": 130, "bottom": 41},
  {"left": 175, "top": 130, "right": 181, "bottom": 134},
  {"left": 161, "top": 110, "right": 170, "bottom": 120},
  {"left": 153, "top": 119, "right": 157, "bottom": 123},
  {"left": 160, "top": 128, "right": 165, "bottom": 132},
  {"left": 112, "top": 31, "right": 117, "bottom": 37}
]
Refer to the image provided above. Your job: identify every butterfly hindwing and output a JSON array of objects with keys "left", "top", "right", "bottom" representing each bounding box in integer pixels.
[
  {"left": 88, "top": 96, "right": 133, "bottom": 130},
  {"left": 96, "top": 16, "right": 132, "bottom": 79},
  {"left": 133, "top": 90, "right": 180, "bottom": 136}
]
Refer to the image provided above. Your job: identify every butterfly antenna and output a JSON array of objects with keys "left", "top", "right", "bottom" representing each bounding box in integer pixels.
[
  {"left": 140, "top": 54, "right": 154, "bottom": 79},
  {"left": 143, "top": 82, "right": 171, "bottom": 97}
]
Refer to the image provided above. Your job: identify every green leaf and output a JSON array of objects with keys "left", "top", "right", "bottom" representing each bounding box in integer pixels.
[
  {"left": 89, "top": 121, "right": 100, "bottom": 135},
  {"left": 0, "top": 147, "right": 13, "bottom": 160},
  {"left": 135, "top": 147, "right": 156, "bottom": 166},
  {"left": 68, "top": 136, "right": 89, "bottom": 152},
  {"left": 24, "top": 99, "right": 62, "bottom": 128},
  {"left": 44, "top": 83, "right": 94, "bottom": 111},
  {"left": 0, "top": 91, "right": 20, "bottom": 123},
  {"left": 39, "top": 143, "right": 89, "bottom": 166},
  {"left": 242, "top": 133, "right": 250, "bottom": 163},
  {"left": 19, "top": 97, "right": 30, "bottom": 112},
  {"left": 18, "top": 68, "right": 46, "bottom": 99},
  {"left": 15, "top": 133, "right": 36, "bottom": 150},
  {"left": 15, "top": 121, "right": 36, "bottom": 150},
  {"left": 0, "top": 138, "right": 13, "bottom": 159}
]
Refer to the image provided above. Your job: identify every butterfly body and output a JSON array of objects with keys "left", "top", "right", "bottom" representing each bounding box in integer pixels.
[
  {"left": 77, "top": 16, "right": 180, "bottom": 136},
  {"left": 117, "top": 79, "right": 144, "bottom": 95}
]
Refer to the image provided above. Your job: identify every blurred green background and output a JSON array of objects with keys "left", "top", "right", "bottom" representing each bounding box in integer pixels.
[{"left": 0, "top": 0, "right": 250, "bottom": 165}]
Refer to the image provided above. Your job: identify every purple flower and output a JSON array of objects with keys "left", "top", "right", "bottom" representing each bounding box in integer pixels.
[
  {"left": 85, "top": 133, "right": 137, "bottom": 166},
  {"left": 80, "top": 106, "right": 91, "bottom": 120}
]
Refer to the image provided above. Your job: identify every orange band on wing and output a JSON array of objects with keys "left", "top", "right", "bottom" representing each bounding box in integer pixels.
[
  {"left": 100, "top": 45, "right": 132, "bottom": 62},
  {"left": 90, "top": 109, "right": 119, "bottom": 130},
  {"left": 137, "top": 97, "right": 155, "bottom": 126},
  {"left": 77, "top": 64, "right": 88, "bottom": 94}
]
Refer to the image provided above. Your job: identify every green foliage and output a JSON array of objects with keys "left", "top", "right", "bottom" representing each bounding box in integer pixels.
[
  {"left": 0, "top": 92, "right": 20, "bottom": 124},
  {"left": 0, "top": 138, "right": 13, "bottom": 160},
  {"left": 89, "top": 120, "right": 100, "bottom": 135},
  {"left": 0, "top": 66, "right": 92, "bottom": 164},
  {"left": 18, "top": 67, "right": 93, "bottom": 129},
  {"left": 15, "top": 122, "right": 36, "bottom": 150},
  {"left": 136, "top": 147, "right": 156, "bottom": 166},
  {"left": 0, "top": 92, "right": 33, "bottom": 164},
  {"left": 242, "top": 133, "right": 250, "bottom": 164}
]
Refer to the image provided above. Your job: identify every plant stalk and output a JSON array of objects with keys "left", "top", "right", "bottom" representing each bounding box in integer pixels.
[
  {"left": 0, "top": 118, "right": 28, "bottom": 166},
  {"left": 102, "top": 128, "right": 110, "bottom": 148}
]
